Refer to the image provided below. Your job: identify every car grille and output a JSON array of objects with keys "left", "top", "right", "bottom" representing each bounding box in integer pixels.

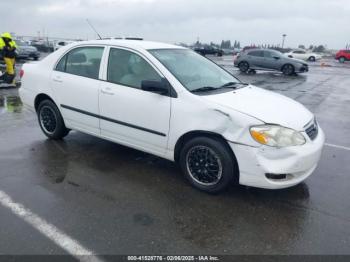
[{"left": 305, "top": 119, "right": 318, "bottom": 140}]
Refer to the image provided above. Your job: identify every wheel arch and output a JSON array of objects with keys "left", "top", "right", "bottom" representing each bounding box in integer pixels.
[
  {"left": 281, "top": 63, "right": 294, "bottom": 71},
  {"left": 174, "top": 130, "right": 240, "bottom": 185},
  {"left": 34, "top": 93, "right": 56, "bottom": 112},
  {"left": 174, "top": 130, "right": 237, "bottom": 163}
]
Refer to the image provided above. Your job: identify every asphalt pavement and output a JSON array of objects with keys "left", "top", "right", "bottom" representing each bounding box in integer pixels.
[{"left": 0, "top": 55, "right": 349, "bottom": 258}]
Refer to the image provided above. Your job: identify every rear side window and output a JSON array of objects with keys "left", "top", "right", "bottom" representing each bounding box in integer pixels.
[
  {"left": 107, "top": 48, "right": 162, "bottom": 89},
  {"left": 55, "top": 46, "right": 104, "bottom": 80},
  {"left": 56, "top": 55, "right": 67, "bottom": 72},
  {"left": 248, "top": 50, "right": 264, "bottom": 57}
]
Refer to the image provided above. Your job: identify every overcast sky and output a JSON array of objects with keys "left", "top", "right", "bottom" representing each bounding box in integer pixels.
[{"left": 1, "top": 0, "right": 349, "bottom": 49}]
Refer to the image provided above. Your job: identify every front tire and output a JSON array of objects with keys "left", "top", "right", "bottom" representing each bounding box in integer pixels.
[
  {"left": 282, "top": 64, "right": 295, "bottom": 75},
  {"left": 37, "top": 100, "right": 69, "bottom": 140},
  {"left": 179, "top": 137, "right": 238, "bottom": 193}
]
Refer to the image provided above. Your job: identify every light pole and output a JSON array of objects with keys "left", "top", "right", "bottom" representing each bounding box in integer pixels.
[{"left": 282, "top": 34, "right": 287, "bottom": 49}]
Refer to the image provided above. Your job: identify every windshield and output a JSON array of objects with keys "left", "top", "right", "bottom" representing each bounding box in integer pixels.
[{"left": 149, "top": 49, "right": 240, "bottom": 92}]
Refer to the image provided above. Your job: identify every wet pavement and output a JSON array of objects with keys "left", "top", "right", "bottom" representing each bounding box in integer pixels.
[{"left": 0, "top": 56, "right": 350, "bottom": 256}]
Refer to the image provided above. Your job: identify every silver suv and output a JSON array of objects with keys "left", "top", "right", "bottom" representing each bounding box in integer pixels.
[{"left": 234, "top": 49, "right": 308, "bottom": 75}]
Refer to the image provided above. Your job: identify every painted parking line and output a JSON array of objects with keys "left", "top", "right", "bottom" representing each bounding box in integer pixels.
[
  {"left": 0, "top": 190, "right": 103, "bottom": 261},
  {"left": 325, "top": 143, "right": 350, "bottom": 152}
]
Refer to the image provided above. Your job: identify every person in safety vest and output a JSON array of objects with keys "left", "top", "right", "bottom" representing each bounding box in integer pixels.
[{"left": 0, "top": 32, "right": 17, "bottom": 84}]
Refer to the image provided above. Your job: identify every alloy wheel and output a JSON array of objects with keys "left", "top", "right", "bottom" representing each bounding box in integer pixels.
[
  {"left": 39, "top": 106, "right": 57, "bottom": 134},
  {"left": 186, "top": 146, "right": 223, "bottom": 186}
]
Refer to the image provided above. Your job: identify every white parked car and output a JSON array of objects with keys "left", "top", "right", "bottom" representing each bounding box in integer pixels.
[
  {"left": 54, "top": 41, "right": 75, "bottom": 51},
  {"left": 285, "top": 50, "right": 322, "bottom": 62},
  {"left": 19, "top": 40, "right": 325, "bottom": 193}
]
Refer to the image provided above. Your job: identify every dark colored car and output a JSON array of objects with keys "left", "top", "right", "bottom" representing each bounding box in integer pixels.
[
  {"left": 194, "top": 46, "right": 223, "bottom": 57},
  {"left": 335, "top": 50, "right": 350, "bottom": 63},
  {"left": 16, "top": 40, "right": 40, "bottom": 60},
  {"left": 234, "top": 49, "right": 308, "bottom": 75}
]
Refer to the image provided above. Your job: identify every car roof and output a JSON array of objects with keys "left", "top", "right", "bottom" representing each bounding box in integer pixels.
[{"left": 69, "top": 39, "right": 185, "bottom": 51}]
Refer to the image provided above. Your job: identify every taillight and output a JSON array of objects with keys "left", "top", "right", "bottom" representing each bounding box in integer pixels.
[{"left": 19, "top": 69, "right": 24, "bottom": 78}]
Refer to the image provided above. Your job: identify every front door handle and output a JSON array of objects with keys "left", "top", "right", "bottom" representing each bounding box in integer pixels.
[{"left": 101, "top": 87, "right": 114, "bottom": 96}]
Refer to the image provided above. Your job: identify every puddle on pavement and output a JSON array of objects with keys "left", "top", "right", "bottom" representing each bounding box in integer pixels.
[{"left": 0, "top": 94, "right": 23, "bottom": 114}]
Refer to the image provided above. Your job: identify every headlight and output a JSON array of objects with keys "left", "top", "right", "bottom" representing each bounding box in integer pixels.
[{"left": 250, "top": 125, "right": 306, "bottom": 147}]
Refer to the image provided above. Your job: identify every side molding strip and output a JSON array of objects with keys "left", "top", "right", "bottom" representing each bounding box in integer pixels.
[{"left": 60, "top": 104, "right": 167, "bottom": 137}]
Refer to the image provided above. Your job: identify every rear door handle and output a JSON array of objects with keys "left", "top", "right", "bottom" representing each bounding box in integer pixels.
[{"left": 52, "top": 76, "right": 63, "bottom": 83}]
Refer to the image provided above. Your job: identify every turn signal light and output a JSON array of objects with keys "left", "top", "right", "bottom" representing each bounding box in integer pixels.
[{"left": 250, "top": 130, "right": 268, "bottom": 144}]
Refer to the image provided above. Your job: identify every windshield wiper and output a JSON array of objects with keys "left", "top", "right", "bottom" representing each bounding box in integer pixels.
[
  {"left": 220, "top": 82, "right": 248, "bottom": 88},
  {"left": 192, "top": 82, "right": 248, "bottom": 93},
  {"left": 191, "top": 86, "right": 218, "bottom": 93}
]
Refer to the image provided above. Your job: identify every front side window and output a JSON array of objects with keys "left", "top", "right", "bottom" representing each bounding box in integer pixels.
[
  {"left": 264, "top": 50, "right": 281, "bottom": 58},
  {"left": 107, "top": 48, "right": 162, "bottom": 89},
  {"left": 149, "top": 49, "right": 240, "bottom": 92},
  {"left": 55, "top": 46, "right": 104, "bottom": 79}
]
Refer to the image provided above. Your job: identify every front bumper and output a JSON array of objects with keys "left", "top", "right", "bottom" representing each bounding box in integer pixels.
[
  {"left": 296, "top": 64, "right": 309, "bottom": 73},
  {"left": 229, "top": 127, "right": 325, "bottom": 189}
]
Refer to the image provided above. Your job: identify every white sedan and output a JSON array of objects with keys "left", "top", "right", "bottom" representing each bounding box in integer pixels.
[
  {"left": 285, "top": 50, "right": 322, "bottom": 62},
  {"left": 19, "top": 40, "right": 325, "bottom": 193}
]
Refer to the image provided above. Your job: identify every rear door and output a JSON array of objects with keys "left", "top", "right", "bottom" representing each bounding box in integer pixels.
[
  {"left": 51, "top": 46, "right": 105, "bottom": 135},
  {"left": 246, "top": 50, "right": 264, "bottom": 68}
]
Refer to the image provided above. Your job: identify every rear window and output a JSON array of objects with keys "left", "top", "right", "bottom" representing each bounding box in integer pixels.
[
  {"left": 55, "top": 46, "right": 104, "bottom": 80},
  {"left": 248, "top": 50, "right": 264, "bottom": 57}
]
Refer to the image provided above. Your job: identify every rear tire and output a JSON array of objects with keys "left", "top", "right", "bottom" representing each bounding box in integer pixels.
[
  {"left": 339, "top": 57, "right": 345, "bottom": 63},
  {"left": 308, "top": 56, "right": 316, "bottom": 62},
  {"left": 37, "top": 100, "right": 69, "bottom": 140},
  {"left": 282, "top": 64, "right": 295, "bottom": 76},
  {"left": 238, "top": 61, "right": 249, "bottom": 73},
  {"left": 179, "top": 137, "right": 238, "bottom": 193}
]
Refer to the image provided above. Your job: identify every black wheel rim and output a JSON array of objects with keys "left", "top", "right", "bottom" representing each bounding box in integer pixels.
[
  {"left": 284, "top": 65, "right": 293, "bottom": 74},
  {"left": 186, "top": 146, "right": 223, "bottom": 186},
  {"left": 240, "top": 63, "right": 248, "bottom": 71},
  {"left": 39, "top": 106, "right": 57, "bottom": 134}
]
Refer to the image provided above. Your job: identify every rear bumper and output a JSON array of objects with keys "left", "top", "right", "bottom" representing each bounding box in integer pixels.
[
  {"left": 229, "top": 127, "right": 325, "bottom": 189},
  {"left": 29, "top": 51, "right": 40, "bottom": 58}
]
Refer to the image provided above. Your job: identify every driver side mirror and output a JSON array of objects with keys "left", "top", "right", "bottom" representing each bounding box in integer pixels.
[
  {"left": 141, "top": 79, "right": 169, "bottom": 96},
  {"left": 274, "top": 56, "right": 281, "bottom": 60}
]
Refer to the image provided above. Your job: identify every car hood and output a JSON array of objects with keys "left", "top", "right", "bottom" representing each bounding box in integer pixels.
[
  {"left": 201, "top": 85, "right": 313, "bottom": 131},
  {"left": 289, "top": 57, "right": 306, "bottom": 64}
]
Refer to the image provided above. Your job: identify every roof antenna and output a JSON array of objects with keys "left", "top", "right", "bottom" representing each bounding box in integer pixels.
[{"left": 86, "top": 19, "right": 102, "bottom": 40}]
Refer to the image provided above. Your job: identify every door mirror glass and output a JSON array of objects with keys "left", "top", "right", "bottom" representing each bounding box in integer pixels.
[
  {"left": 141, "top": 79, "right": 169, "bottom": 95},
  {"left": 273, "top": 56, "right": 280, "bottom": 59}
]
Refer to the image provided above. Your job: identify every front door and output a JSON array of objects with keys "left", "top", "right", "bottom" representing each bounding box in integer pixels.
[{"left": 99, "top": 47, "right": 171, "bottom": 155}]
